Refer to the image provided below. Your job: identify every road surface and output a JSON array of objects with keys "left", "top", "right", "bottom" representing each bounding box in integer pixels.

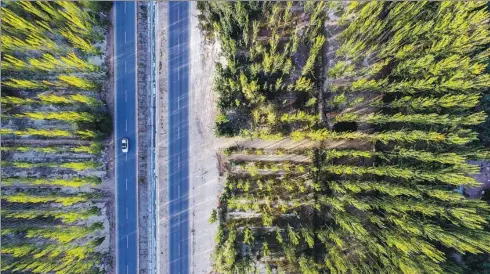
[
  {"left": 168, "top": 2, "right": 190, "bottom": 274},
  {"left": 114, "top": 2, "right": 138, "bottom": 273}
]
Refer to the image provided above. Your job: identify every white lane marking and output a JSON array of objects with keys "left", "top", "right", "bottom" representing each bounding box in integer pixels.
[
  {"left": 126, "top": 265, "right": 129, "bottom": 274},
  {"left": 125, "top": 31, "right": 127, "bottom": 43},
  {"left": 124, "top": 60, "right": 127, "bottom": 72},
  {"left": 125, "top": 89, "right": 127, "bottom": 102},
  {"left": 126, "top": 208, "right": 128, "bottom": 220},
  {"left": 125, "top": 119, "right": 128, "bottom": 132},
  {"left": 125, "top": 178, "right": 128, "bottom": 191},
  {"left": 126, "top": 237, "right": 129, "bottom": 248},
  {"left": 177, "top": 155, "right": 181, "bottom": 169},
  {"left": 124, "top": 2, "right": 126, "bottom": 14},
  {"left": 177, "top": 36, "right": 181, "bottom": 81}
]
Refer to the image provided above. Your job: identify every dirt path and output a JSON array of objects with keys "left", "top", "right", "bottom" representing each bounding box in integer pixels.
[{"left": 101, "top": 5, "right": 116, "bottom": 273}]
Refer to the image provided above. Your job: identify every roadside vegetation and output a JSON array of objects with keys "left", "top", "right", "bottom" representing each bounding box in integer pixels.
[
  {"left": 1, "top": 2, "right": 112, "bottom": 273},
  {"left": 199, "top": 2, "right": 490, "bottom": 273}
]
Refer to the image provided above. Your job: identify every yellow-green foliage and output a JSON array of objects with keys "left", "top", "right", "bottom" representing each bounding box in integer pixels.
[
  {"left": 2, "top": 177, "right": 101, "bottom": 187},
  {"left": 1, "top": 144, "right": 103, "bottom": 155},
  {"left": 69, "top": 94, "right": 100, "bottom": 106},
  {"left": 205, "top": 2, "right": 490, "bottom": 274},
  {"left": 2, "top": 193, "right": 88, "bottom": 206},
  {"left": 57, "top": 1, "right": 95, "bottom": 35},
  {"left": 1, "top": 146, "right": 60, "bottom": 153},
  {"left": 58, "top": 161, "right": 101, "bottom": 171},
  {"left": 302, "top": 35, "right": 326, "bottom": 76},
  {"left": 60, "top": 29, "right": 99, "bottom": 54},
  {"left": 1, "top": 128, "right": 73, "bottom": 137},
  {"left": 1, "top": 2, "right": 108, "bottom": 273},
  {"left": 57, "top": 74, "right": 98, "bottom": 90},
  {"left": 1, "top": 6, "right": 47, "bottom": 35},
  {"left": 0, "top": 128, "right": 98, "bottom": 139},
  {"left": 71, "top": 143, "right": 103, "bottom": 154},
  {"left": 1, "top": 94, "right": 100, "bottom": 106},
  {"left": 1, "top": 96, "right": 34, "bottom": 105},
  {"left": 15, "top": 111, "right": 96, "bottom": 123},
  {"left": 2, "top": 207, "right": 99, "bottom": 224},
  {"left": 1, "top": 161, "right": 101, "bottom": 171},
  {"left": 76, "top": 129, "right": 99, "bottom": 139},
  {"left": 1, "top": 223, "right": 103, "bottom": 244},
  {"left": 37, "top": 94, "right": 100, "bottom": 106},
  {"left": 18, "top": 52, "right": 99, "bottom": 72},
  {"left": 3, "top": 79, "right": 47, "bottom": 89},
  {"left": 334, "top": 111, "right": 487, "bottom": 126},
  {"left": 1, "top": 34, "right": 58, "bottom": 52},
  {"left": 2, "top": 242, "right": 98, "bottom": 273},
  {"left": 291, "top": 129, "right": 477, "bottom": 145}
]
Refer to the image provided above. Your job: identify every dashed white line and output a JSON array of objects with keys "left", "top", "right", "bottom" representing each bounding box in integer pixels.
[
  {"left": 125, "top": 178, "right": 128, "bottom": 191},
  {"left": 125, "top": 119, "right": 128, "bottom": 132},
  {"left": 124, "top": 60, "right": 127, "bottom": 72},
  {"left": 126, "top": 208, "right": 128, "bottom": 220},
  {"left": 126, "top": 237, "right": 129, "bottom": 248},
  {"left": 125, "top": 89, "right": 127, "bottom": 102}
]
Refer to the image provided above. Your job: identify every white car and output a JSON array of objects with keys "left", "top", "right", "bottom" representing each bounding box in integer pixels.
[{"left": 121, "top": 138, "right": 129, "bottom": 153}]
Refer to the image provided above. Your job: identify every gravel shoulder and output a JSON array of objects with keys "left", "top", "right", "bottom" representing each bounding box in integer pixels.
[
  {"left": 136, "top": 2, "right": 154, "bottom": 273},
  {"left": 156, "top": 2, "right": 169, "bottom": 274},
  {"left": 189, "top": 3, "right": 226, "bottom": 273}
]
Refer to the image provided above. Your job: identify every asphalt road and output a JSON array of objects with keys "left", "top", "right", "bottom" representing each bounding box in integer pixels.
[
  {"left": 168, "top": 2, "right": 190, "bottom": 274},
  {"left": 114, "top": 2, "right": 138, "bottom": 273}
]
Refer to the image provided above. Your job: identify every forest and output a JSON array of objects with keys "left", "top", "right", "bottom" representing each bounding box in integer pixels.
[
  {"left": 198, "top": 2, "right": 490, "bottom": 273},
  {"left": 1, "top": 2, "right": 112, "bottom": 273}
]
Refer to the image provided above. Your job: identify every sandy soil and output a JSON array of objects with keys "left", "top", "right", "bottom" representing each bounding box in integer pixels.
[{"left": 188, "top": 3, "right": 227, "bottom": 273}]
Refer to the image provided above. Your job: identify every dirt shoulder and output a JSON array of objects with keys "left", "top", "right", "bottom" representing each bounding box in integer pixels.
[
  {"left": 156, "top": 2, "right": 169, "bottom": 274},
  {"left": 102, "top": 5, "right": 116, "bottom": 273},
  {"left": 189, "top": 3, "right": 227, "bottom": 273}
]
